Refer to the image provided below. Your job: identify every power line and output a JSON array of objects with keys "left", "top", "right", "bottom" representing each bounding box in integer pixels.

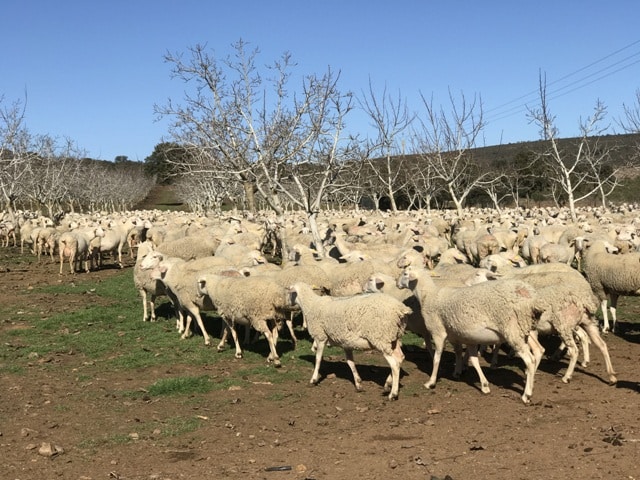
[{"left": 484, "top": 39, "right": 640, "bottom": 124}]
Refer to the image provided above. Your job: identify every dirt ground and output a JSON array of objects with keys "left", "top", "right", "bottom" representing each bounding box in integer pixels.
[{"left": 0, "top": 250, "right": 639, "bottom": 480}]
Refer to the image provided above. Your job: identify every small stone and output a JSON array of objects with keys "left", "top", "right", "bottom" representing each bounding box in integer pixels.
[{"left": 38, "top": 442, "right": 64, "bottom": 457}]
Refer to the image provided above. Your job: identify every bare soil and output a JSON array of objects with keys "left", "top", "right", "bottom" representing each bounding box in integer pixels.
[{"left": 0, "top": 250, "right": 639, "bottom": 480}]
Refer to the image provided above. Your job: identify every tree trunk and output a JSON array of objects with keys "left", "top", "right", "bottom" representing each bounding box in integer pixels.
[{"left": 243, "top": 181, "right": 256, "bottom": 213}]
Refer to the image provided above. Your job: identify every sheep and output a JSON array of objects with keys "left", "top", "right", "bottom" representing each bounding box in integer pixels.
[
  {"left": 156, "top": 234, "right": 221, "bottom": 261},
  {"left": 579, "top": 237, "right": 640, "bottom": 333},
  {"left": 126, "top": 225, "right": 147, "bottom": 258},
  {"left": 288, "top": 282, "right": 411, "bottom": 399},
  {"left": 478, "top": 251, "right": 527, "bottom": 274},
  {"left": 57, "top": 226, "right": 104, "bottom": 274},
  {"left": 89, "top": 227, "right": 124, "bottom": 268},
  {"left": 197, "top": 273, "right": 290, "bottom": 366},
  {"left": 140, "top": 251, "right": 234, "bottom": 345},
  {"left": 247, "top": 263, "right": 332, "bottom": 346},
  {"left": 497, "top": 263, "right": 617, "bottom": 385},
  {"left": 104, "top": 217, "right": 140, "bottom": 265},
  {"left": 539, "top": 239, "right": 576, "bottom": 265},
  {"left": 0, "top": 220, "right": 16, "bottom": 247},
  {"left": 397, "top": 265, "right": 544, "bottom": 404},
  {"left": 133, "top": 241, "right": 167, "bottom": 322},
  {"left": 324, "top": 258, "right": 397, "bottom": 297},
  {"left": 363, "top": 272, "right": 431, "bottom": 357},
  {"left": 35, "top": 227, "right": 59, "bottom": 262}
]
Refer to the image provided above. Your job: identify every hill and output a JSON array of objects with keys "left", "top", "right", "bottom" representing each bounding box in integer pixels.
[{"left": 133, "top": 133, "right": 640, "bottom": 211}]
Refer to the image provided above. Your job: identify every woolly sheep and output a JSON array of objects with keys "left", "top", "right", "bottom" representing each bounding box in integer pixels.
[
  {"left": 397, "top": 265, "right": 544, "bottom": 404},
  {"left": 579, "top": 237, "right": 640, "bottom": 333},
  {"left": 57, "top": 226, "right": 104, "bottom": 274},
  {"left": 133, "top": 241, "right": 167, "bottom": 322},
  {"left": 363, "top": 272, "right": 431, "bottom": 357},
  {"left": 248, "top": 263, "right": 332, "bottom": 346},
  {"left": 156, "top": 234, "right": 221, "bottom": 261},
  {"left": 140, "top": 251, "right": 237, "bottom": 344},
  {"left": 539, "top": 239, "right": 576, "bottom": 265},
  {"left": 288, "top": 282, "right": 410, "bottom": 399},
  {"left": 197, "top": 273, "right": 290, "bottom": 366},
  {"left": 499, "top": 263, "right": 617, "bottom": 384}
]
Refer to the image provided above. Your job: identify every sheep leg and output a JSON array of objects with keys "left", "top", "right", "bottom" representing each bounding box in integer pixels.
[
  {"left": 344, "top": 348, "right": 363, "bottom": 391},
  {"left": 217, "top": 325, "right": 230, "bottom": 352},
  {"left": 489, "top": 343, "right": 503, "bottom": 369},
  {"left": 383, "top": 341, "right": 404, "bottom": 400},
  {"left": 181, "top": 313, "right": 194, "bottom": 339},
  {"left": 600, "top": 298, "right": 611, "bottom": 333},
  {"left": 140, "top": 289, "right": 149, "bottom": 322},
  {"left": 527, "top": 332, "right": 545, "bottom": 371},
  {"left": 574, "top": 326, "right": 591, "bottom": 367},
  {"left": 424, "top": 333, "right": 446, "bottom": 390},
  {"left": 466, "top": 345, "right": 491, "bottom": 394},
  {"left": 608, "top": 294, "right": 619, "bottom": 334},
  {"left": 285, "top": 312, "right": 298, "bottom": 348},
  {"left": 149, "top": 294, "right": 157, "bottom": 322},
  {"left": 556, "top": 329, "right": 579, "bottom": 384},
  {"left": 310, "top": 338, "right": 327, "bottom": 385},
  {"left": 513, "top": 343, "right": 536, "bottom": 404},
  {"left": 580, "top": 322, "right": 617, "bottom": 385},
  {"left": 190, "top": 310, "right": 211, "bottom": 346},
  {"left": 224, "top": 321, "right": 244, "bottom": 359},
  {"left": 262, "top": 323, "right": 281, "bottom": 368},
  {"left": 452, "top": 343, "right": 465, "bottom": 379}
]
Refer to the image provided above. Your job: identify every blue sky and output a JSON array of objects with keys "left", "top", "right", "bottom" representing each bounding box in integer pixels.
[{"left": 3, "top": 1, "right": 639, "bottom": 161}]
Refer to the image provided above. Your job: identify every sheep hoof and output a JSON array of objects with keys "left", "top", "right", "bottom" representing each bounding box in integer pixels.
[
  {"left": 561, "top": 376, "right": 571, "bottom": 384},
  {"left": 521, "top": 394, "right": 531, "bottom": 404},
  {"left": 387, "top": 393, "right": 398, "bottom": 401},
  {"left": 580, "top": 361, "right": 589, "bottom": 368},
  {"left": 271, "top": 359, "right": 282, "bottom": 368},
  {"left": 423, "top": 382, "right": 436, "bottom": 390},
  {"left": 608, "top": 376, "right": 618, "bottom": 385},
  {"left": 234, "top": 353, "right": 243, "bottom": 359},
  {"left": 480, "top": 385, "right": 491, "bottom": 395}
]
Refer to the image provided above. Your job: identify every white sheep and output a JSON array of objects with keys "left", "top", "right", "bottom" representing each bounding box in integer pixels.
[
  {"left": 156, "top": 234, "right": 221, "bottom": 261},
  {"left": 197, "top": 273, "right": 290, "bottom": 366},
  {"left": 579, "top": 237, "right": 640, "bottom": 333},
  {"left": 139, "top": 251, "right": 236, "bottom": 344},
  {"left": 57, "top": 226, "right": 104, "bottom": 274},
  {"left": 247, "top": 263, "right": 332, "bottom": 346},
  {"left": 498, "top": 263, "right": 617, "bottom": 385},
  {"left": 363, "top": 272, "right": 431, "bottom": 357},
  {"left": 133, "top": 241, "right": 167, "bottom": 322},
  {"left": 397, "top": 265, "right": 544, "bottom": 404},
  {"left": 288, "top": 282, "right": 410, "bottom": 399}
]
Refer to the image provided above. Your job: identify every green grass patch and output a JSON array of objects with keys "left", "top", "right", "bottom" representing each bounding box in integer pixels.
[{"left": 147, "top": 375, "right": 214, "bottom": 396}]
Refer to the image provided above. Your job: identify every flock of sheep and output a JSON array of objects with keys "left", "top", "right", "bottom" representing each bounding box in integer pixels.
[{"left": 2, "top": 202, "right": 639, "bottom": 403}]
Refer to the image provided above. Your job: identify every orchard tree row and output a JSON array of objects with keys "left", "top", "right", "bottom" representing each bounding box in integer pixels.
[
  {"left": 3, "top": 39, "right": 640, "bottom": 254},
  {"left": 0, "top": 96, "right": 155, "bottom": 218}
]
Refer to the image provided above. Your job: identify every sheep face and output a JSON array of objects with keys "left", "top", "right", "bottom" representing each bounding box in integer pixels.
[{"left": 139, "top": 251, "right": 164, "bottom": 270}]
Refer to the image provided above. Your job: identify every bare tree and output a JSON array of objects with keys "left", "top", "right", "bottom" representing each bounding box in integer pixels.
[
  {"left": 157, "top": 40, "right": 360, "bottom": 255},
  {"left": 359, "top": 81, "right": 414, "bottom": 211},
  {"left": 0, "top": 95, "right": 32, "bottom": 218},
  {"left": 24, "top": 136, "right": 85, "bottom": 217},
  {"left": 414, "top": 89, "right": 490, "bottom": 217},
  {"left": 402, "top": 155, "right": 441, "bottom": 213},
  {"left": 527, "top": 74, "right": 621, "bottom": 219},
  {"left": 618, "top": 88, "right": 640, "bottom": 132}
]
